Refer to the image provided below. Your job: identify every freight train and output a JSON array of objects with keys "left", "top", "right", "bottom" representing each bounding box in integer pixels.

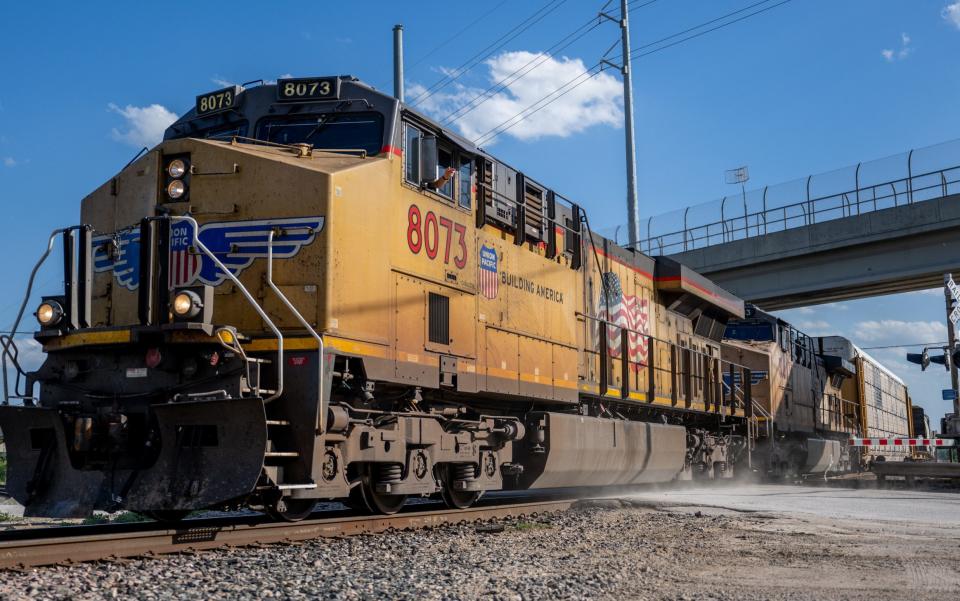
[
  {"left": 722, "top": 307, "right": 913, "bottom": 476},
  {"left": 0, "top": 76, "right": 906, "bottom": 521}
]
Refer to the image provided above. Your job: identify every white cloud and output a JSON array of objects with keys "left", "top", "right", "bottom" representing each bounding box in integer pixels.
[
  {"left": 211, "top": 76, "right": 235, "bottom": 88},
  {"left": 108, "top": 103, "right": 178, "bottom": 148},
  {"left": 851, "top": 320, "right": 946, "bottom": 344},
  {"left": 410, "top": 51, "right": 623, "bottom": 144},
  {"left": 909, "top": 288, "right": 943, "bottom": 297},
  {"left": 795, "top": 319, "right": 833, "bottom": 335},
  {"left": 882, "top": 32, "right": 912, "bottom": 62},
  {"left": 3, "top": 157, "right": 16, "bottom": 167},
  {"left": 944, "top": 2, "right": 960, "bottom": 30}
]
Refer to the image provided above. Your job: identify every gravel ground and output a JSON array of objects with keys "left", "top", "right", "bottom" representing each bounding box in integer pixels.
[{"left": 3, "top": 497, "right": 960, "bottom": 600}]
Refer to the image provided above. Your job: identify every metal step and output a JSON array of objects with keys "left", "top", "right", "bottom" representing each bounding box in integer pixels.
[
  {"left": 265, "top": 451, "right": 299, "bottom": 458},
  {"left": 277, "top": 483, "right": 317, "bottom": 490}
]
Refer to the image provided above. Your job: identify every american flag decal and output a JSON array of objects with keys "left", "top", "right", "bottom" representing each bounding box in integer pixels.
[
  {"left": 169, "top": 222, "right": 201, "bottom": 289},
  {"left": 596, "top": 272, "right": 650, "bottom": 364},
  {"left": 479, "top": 245, "right": 499, "bottom": 299}
]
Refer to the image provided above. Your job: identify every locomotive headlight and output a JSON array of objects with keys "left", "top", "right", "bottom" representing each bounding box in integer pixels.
[
  {"left": 167, "top": 179, "right": 186, "bottom": 200},
  {"left": 167, "top": 159, "right": 187, "bottom": 178},
  {"left": 173, "top": 290, "right": 202, "bottom": 318},
  {"left": 36, "top": 300, "right": 64, "bottom": 327}
]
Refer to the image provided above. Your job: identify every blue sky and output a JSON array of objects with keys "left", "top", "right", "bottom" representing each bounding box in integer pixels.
[{"left": 1, "top": 0, "right": 959, "bottom": 422}]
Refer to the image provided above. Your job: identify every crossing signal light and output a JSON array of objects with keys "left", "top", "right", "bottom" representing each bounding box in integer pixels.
[
  {"left": 906, "top": 349, "right": 930, "bottom": 371},
  {"left": 931, "top": 351, "right": 951, "bottom": 371}
]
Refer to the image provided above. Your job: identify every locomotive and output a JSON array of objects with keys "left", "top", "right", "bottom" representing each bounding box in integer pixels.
[
  {"left": 0, "top": 76, "right": 756, "bottom": 520},
  {"left": 723, "top": 306, "right": 914, "bottom": 476}
]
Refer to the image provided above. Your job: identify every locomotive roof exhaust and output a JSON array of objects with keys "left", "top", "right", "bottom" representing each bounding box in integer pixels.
[{"left": 393, "top": 24, "right": 404, "bottom": 102}]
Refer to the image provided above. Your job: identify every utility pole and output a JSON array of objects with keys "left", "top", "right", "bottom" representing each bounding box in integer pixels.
[
  {"left": 393, "top": 24, "right": 405, "bottom": 102},
  {"left": 945, "top": 273, "right": 960, "bottom": 414},
  {"left": 601, "top": 0, "right": 640, "bottom": 249}
]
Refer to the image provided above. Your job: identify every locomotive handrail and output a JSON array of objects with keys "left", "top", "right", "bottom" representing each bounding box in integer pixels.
[
  {"left": 266, "top": 227, "right": 326, "bottom": 432},
  {"left": 2, "top": 225, "right": 89, "bottom": 404},
  {"left": 171, "top": 215, "right": 285, "bottom": 403},
  {"left": 577, "top": 311, "right": 753, "bottom": 416},
  {"left": 483, "top": 185, "right": 581, "bottom": 236}
]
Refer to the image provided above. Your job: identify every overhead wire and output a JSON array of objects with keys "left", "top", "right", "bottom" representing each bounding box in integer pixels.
[
  {"left": 408, "top": 0, "right": 568, "bottom": 107},
  {"left": 473, "top": 0, "right": 793, "bottom": 146},
  {"left": 408, "top": 0, "right": 512, "bottom": 69},
  {"left": 441, "top": 19, "right": 605, "bottom": 125},
  {"left": 444, "top": 0, "right": 664, "bottom": 126}
]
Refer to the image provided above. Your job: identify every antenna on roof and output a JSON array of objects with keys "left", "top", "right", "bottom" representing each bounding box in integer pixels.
[{"left": 393, "top": 24, "right": 405, "bottom": 102}]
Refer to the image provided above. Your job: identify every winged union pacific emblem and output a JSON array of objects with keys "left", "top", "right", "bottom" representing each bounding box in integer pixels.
[
  {"left": 93, "top": 228, "right": 141, "bottom": 291},
  {"left": 93, "top": 216, "right": 324, "bottom": 290}
]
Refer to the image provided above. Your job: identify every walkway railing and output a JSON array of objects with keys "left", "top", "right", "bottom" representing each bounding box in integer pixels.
[{"left": 635, "top": 138, "right": 960, "bottom": 256}]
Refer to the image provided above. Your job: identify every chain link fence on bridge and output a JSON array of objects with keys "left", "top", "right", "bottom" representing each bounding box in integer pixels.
[{"left": 599, "top": 138, "right": 960, "bottom": 255}]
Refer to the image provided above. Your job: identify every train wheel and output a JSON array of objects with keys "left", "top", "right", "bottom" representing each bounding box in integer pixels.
[
  {"left": 267, "top": 498, "right": 316, "bottom": 522},
  {"left": 356, "top": 464, "right": 407, "bottom": 514},
  {"left": 144, "top": 510, "right": 191, "bottom": 523},
  {"left": 440, "top": 464, "right": 482, "bottom": 510}
]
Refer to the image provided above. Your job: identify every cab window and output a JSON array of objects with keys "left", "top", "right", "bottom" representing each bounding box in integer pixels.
[
  {"left": 256, "top": 112, "right": 384, "bottom": 156},
  {"left": 458, "top": 158, "right": 472, "bottom": 209},
  {"left": 436, "top": 146, "right": 455, "bottom": 199},
  {"left": 404, "top": 123, "right": 421, "bottom": 184}
]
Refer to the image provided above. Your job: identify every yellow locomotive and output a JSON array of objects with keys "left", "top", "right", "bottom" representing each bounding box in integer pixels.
[{"left": 0, "top": 76, "right": 750, "bottom": 520}]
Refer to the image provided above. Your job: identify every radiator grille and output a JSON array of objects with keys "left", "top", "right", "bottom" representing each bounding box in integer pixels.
[{"left": 428, "top": 292, "right": 450, "bottom": 345}]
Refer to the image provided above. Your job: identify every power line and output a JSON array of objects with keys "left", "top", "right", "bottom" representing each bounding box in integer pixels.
[
  {"left": 860, "top": 342, "right": 949, "bottom": 350},
  {"left": 474, "top": 65, "right": 603, "bottom": 145},
  {"left": 602, "top": 0, "right": 781, "bottom": 64},
  {"left": 629, "top": 0, "right": 793, "bottom": 61},
  {"left": 473, "top": 0, "right": 793, "bottom": 146},
  {"left": 445, "top": 0, "right": 663, "bottom": 126},
  {"left": 442, "top": 19, "right": 604, "bottom": 125},
  {"left": 409, "top": 0, "right": 512, "bottom": 69},
  {"left": 408, "top": 0, "right": 568, "bottom": 107}
]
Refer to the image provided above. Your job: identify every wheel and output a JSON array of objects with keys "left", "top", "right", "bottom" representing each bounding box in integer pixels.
[
  {"left": 441, "top": 486, "right": 482, "bottom": 510},
  {"left": 144, "top": 510, "right": 191, "bottom": 523},
  {"left": 440, "top": 464, "right": 482, "bottom": 510},
  {"left": 353, "top": 464, "right": 407, "bottom": 514},
  {"left": 267, "top": 498, "right": 316, "bottom": 522}
]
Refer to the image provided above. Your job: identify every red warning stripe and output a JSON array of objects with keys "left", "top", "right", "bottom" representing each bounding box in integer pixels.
[{"left": 848, "top": 438, "right": 955, "bottom": 447}]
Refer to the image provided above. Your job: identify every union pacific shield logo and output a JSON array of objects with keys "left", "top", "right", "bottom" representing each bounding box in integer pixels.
[
  {"left": 479, "top": 245, "right": 498, "bottom": 299},
  {"left": 169, "top": 222, "right": 201, "bottom": 288}
]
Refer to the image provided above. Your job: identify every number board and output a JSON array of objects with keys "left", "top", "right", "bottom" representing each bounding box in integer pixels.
[
  {"left": 277, "top": 77, "right": 339, "bottom": 102},
  {"left": 195, "top": 86, "right": 240, "bottom": 117}
]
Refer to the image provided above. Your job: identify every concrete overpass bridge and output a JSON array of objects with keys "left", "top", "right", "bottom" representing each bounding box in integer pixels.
[{"left": 639, "top": 140, "right": 960, "bottom": 310}]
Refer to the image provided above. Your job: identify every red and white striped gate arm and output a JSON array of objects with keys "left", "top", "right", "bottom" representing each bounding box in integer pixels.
[{"left": 848, "top": 437, "right": 957, "bottom": 447}]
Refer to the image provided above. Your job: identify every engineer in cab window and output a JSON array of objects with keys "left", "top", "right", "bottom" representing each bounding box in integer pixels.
[{"left": 429, "top": 166, "right": 457, "bottom": 195}]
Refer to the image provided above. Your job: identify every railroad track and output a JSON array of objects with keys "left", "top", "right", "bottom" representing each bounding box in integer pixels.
[{"left": 0, "top": 497, "right": 578, "bottom": 569}]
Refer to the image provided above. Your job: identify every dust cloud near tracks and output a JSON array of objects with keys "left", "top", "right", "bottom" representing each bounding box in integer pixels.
[{"left": 2, "top": 487, "right": 959, "bottom": 600}]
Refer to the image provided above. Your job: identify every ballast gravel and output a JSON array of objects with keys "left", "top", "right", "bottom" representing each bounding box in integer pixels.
[{"left": 2, "top": 497, "right": 959, "bottom": 600}]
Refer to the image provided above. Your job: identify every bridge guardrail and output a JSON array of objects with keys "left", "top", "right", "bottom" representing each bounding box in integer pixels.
[{"left": 632, "top": 138, "right": 960, "bottom": 256}]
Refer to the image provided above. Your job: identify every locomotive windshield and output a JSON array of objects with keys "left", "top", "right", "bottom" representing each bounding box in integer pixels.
[
  {"left": 255, "top": 112, "right": 384, "bottom": 156},
  {"left": 724, "top": 322, "right": 774, "bottom": 342}
]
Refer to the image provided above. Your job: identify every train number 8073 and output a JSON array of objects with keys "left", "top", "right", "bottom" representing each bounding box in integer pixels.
[{"left": 407, "top": 205, "right": 467, "bottom": 269}]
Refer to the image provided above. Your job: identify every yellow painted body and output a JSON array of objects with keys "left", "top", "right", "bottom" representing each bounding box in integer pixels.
[{"left": 77, "top": 136, "right": 741, "bottom": 418}]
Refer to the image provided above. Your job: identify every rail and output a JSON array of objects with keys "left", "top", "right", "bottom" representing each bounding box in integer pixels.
[
  {"left": 172, "top": 215, "right": 285, "bottom": 403},
  {"left": 2, "top": 225, "right": 91, "bottom": 404},
  {"left": 577, "top": 312, "right": 754, "bottom": 416},
  {"left": 635, "top": 138, "right": 960, "bottom": 256},
  {"left": 0, "top": 498, "right": 579, "bottom": 569},
  {"left": 265, "top": 227, "right": 326, "bottom": 431},
  {"left": 643, "top": 166, "right": 960, "bottom": 255}
]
